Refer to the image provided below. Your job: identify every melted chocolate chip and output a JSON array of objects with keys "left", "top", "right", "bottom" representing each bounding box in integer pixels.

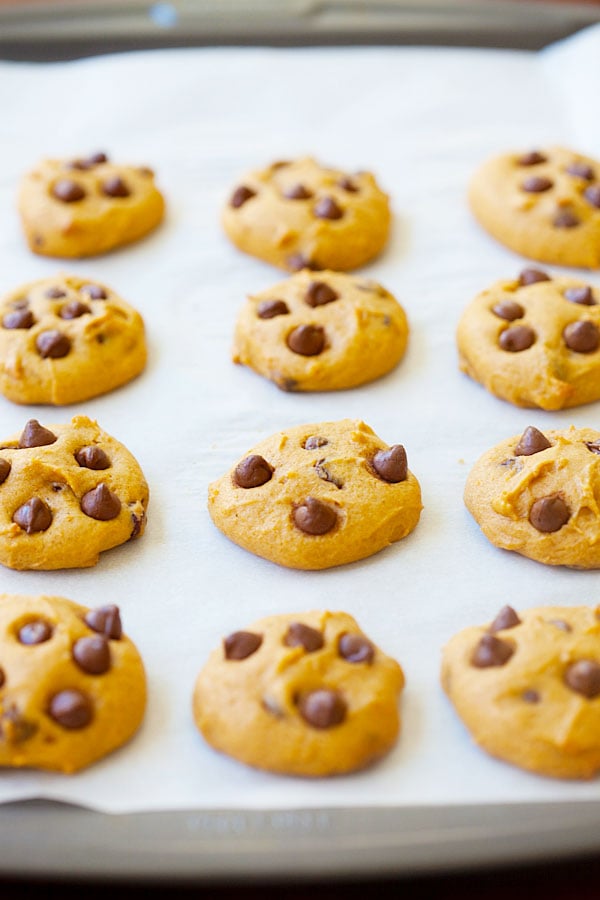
[
  {"left": 471, "top": 634, "right": 514, "bottom": 668},
  {"left": 563, "top": 320, "right": 599, "bottom": 353},
  {"left": 80, "top": 484, "right": 121, "bottom": 520},
  {"left": 18, "top": 620, "right": 52, "bottom": 645},
  {"left": 0, "top": 706, "right": 37, "bottom": 743},
  {"left": 584, "top": 185, "right": 600, "bottom": 209},
  {"left": 529, "top": 495, "right": 570, "bottom": 533},
  {"left": 52, "top": 179, "right": 86, "bottom": 203},
  {"left": 287, "top": 324, "right": 325, "bottom": 356},
  {"left": 586, "top": 441, "right": 600, "bottom": 455},
  {"left": 517, "top": 151, "right": 547, "bottom": 166},
  {"left": 492, "top": 300, "right": 524, "bottom": 321},
  {"left": 566, "top": 161, "right": 595, "bottom": 180},
  {"left": 36, "top": 330, "right": 71, "bottom": 359},
  {"left": 45, "top": 286, "right": 67, "bottom": 299},
  {"left": 283, "top": 184, "right": 313, "bottom": 200},
  {"left": 18, "top": 419, "right": 57, "bottom": 448},
  {"left": 338, "top": 633, "right": 374, "bottom": 664},
  {"left": 314, "top": 459, "right": 343, "bottom": 489},
  {"left": 304, "top": 436, "right": 328, "bottom": 450},
  {"left": 372, "top": 445, "right": 408, "bottom": 483},
  {"left": 499, "top": 325, "right": 535, "bottom": 352},
  {"left": 298, "top": 689, "right": 346, "bottom": 729},
  {"left": 553, "top": 209, "right": 580, "bottom": 229},
  {"left": 3, "top": 309, "right": 34, "bottom": 329},
  {"left": 234, "top": 455, "right": 274, "bottom": 489},
  {"left": 224, "top": 631, "right": 262, "bottom": 660},
  {"left": 257, "top": 299, "right": 289, "bottom": 319},
  {"left": 13, "top": 498, "right": 52, "bottom": 533},
  {"left": 60, "top": 300, "right": 91, "bottom": 319},
  {"left": 564, "top": 660, "right": 600, "bottom": 699},
  {"left": 130, "top": 512, "right": 144, "bottom": 538},
  {"left": 489, "top": 605, "right": 521, "bottom": 632},
  {"left": 522, "top": 175, "right": 553, "bottom": 193},
  {"left": 80, "top": 284, "right": 107, "bottom": 300},
  {"left": 0, "top": 458, "right": 10, "bottom": 485},
  {"left": 0, "top": 668, "right": 4, "bottom": 688},
  {"left": 284, "top": 622, "right": 324, "bottom": 653},
  {"left": 230, "top": 185, "right": 256, "bottom": 208},
  {"left": 519, "top": 268, "right": 551, "bottom": 286},
  {"left": 49, "top": 690, "right": 93, "bottom": 729},
  {"left": 564, "top": 286, "right": 595, "bottom": 306},
  {"left": 522, "top": 689, "right": 540, "bottom": 704},
  {"left": 85, "top": 605, "right": 122, "bottom": 640},
  {"left": 305, "top": 281, "right": 339, "bottom": 308},
  {"left": 314, "top": 197, "right": 343, "bottom": 220},
  {"left": 514, "top": 426, "right": 551, "bottom": 457},
  {"left": 338, "top": 176, "right": 359, "bottom": 192},
  {"left": 102, "top": 176, "right": 130, "bottom": 198},
  {"left": 72, "top": 635, "right": 111, "bottom": 675},
  {"left": 293, "top": 497, "right": 337, "bottom": 535}
]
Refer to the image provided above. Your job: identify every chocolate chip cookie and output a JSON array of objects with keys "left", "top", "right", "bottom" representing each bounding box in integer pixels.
[
  {"left": 0, "top": 416, "right": 148, "bottom": 570},
  {"left": 193, "top": 610, "right": 404, "bottom": 777},
  {"left": 464, "top": 425, "right": 600, "bottom": 568},
  {"left": 208, "top": 419, "right": 422, "bottom": 570},
  {"left": 0, "top": 274, "right": 146, "bottom": 405},
  {"left": 442, "top": 604, "right": 600, "bottom": 779},
  {"left": 222, "top": 157, "right": 391, "bottom": 272},
  {"left": 233, "top": 269, "right": 408, "bottom": 392},
  {"left": 469, "top": 146, "right": 600, "bottom": 268},
  {"left": 0, "top": 592, "right": 146, "bottom": 773},
  {"left": 19, "top": 151, "right": 165, "bottom": 258},
  {"left": 457, "top": 268, "right": 600, "bottom": 409}
]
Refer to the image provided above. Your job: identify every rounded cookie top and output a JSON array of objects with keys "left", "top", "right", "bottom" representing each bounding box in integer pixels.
[
  {"left": 221, "top": 157, "right": 391, "bottom": 272},
  {"left": 0, "top": 415, "right": 148, "bottom": 570},
  {"left": 442, "top": 604, "right": 600, "bottom": 779},
  {"left": 469, "top": 146, "right": 600, "bottom": 268},
  {"left": 18, "top": 151, "right": 165, "bottom": 258},
  {"left": 233, "top": 269, "right": 408, "bottom": 392},
  {"left": 208, "top": 419, "right": 422, "bottom": 570},
  {"left": 457, "top": 268, "right": 600, "bottom": 410},
  {"left": 0, "top": 593, "right": 146, "bottom": 773},
  {"left": 193, "top": 610, "right": 404, "bottom": 777},
  {"left": 464, "top": 425, "right": 600, "bottom": 568},
  {"left": 0, "top": 274, "right": 146, "bottom": 406}
]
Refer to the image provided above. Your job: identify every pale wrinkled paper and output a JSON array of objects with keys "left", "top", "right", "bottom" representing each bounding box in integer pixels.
[{"left": 0, "top": 26, "right": 599, "bottom": 813}]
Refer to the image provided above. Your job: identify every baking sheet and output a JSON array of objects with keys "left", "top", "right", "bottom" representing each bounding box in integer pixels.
[{"left": 0, "top": 27, "right": 600, "bottom": 814}]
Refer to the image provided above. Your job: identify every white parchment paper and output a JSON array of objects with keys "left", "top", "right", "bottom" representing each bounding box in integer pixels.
[{"left": 0, "top": 26, "right": 600, "bottom": 813}]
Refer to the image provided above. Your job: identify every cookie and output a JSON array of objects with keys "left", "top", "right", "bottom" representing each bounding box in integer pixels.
[
  {"left": 18, "top": 151, "right": 165, "bottom": 258},
  {"left": 0, "top": 415, "right": 148, "bottom": 570},
  {"left": 464, "top": 425, "right": 600, "bottom": 568},
  {"left": 193, "top": 610, "right": 404, "bottom": 777},
  {"left": 0, "top": 593, "right": 146, "bottom": 773},
  {"left": 0, "top": 274, "right": 146, "bottom": 405},
  {"left": 457, "top": 268, "right": 600, "bottom": 410},
  {"left": 232, "top": 269, "right": 408, "bottom": 392},
  {"left": 469, "top": 146, "right": 600, "bottom": 268},
  {"left": 208, "top": 419, "right": 422, "bottom": 570},
  {"left": 222, "top": 157, "right": 391, "bottom": 272},
  {"left": 442, "top": 604, "right": 600, "bottom": 779}
]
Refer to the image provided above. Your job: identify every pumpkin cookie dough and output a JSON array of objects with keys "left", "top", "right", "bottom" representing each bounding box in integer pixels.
[
  {"left": 0, "top": 416, "right": 148, "bottom": 570},
  {"left": 222, "top": 157, "right": 391, "bottom": 272},
  {"left": 457, "top": 268, "right": 600, "bottom": 410},
  {"left": 469, "top": 146, "right": 600, "bottom": 268},
  {"left": 0, "top": 593, "right": 146, "bottom": 773},
  {"left": 0, "top": 274, "right": 146, "bottom": 405},
  {"left": 442, "top": 604, "right": 600, "bottom": 779},
  {"left": 19, "top": 151, "right": 165, "bottom": 258},
  {"left": 464, "top": 425, "right": 600, "bottom": 568},
  {"left": 194, "top": 610, "right": 404, "bottom": 777},
  {"left": 233, "top": 269, "right": 408, "bottom": 392},
  {"left": 208, "top": 419, "right": 422, "bottom": 570}
]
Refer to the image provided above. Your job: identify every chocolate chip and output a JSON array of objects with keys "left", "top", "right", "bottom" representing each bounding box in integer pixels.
[
  {"left": 338, "top": 176, "right": 359, "bottom": 192},
  {"left": 491, "top": 300, "right": 524, "bottom": 321},
  {"left": 298, "top": 689, "right": 346, "bottom": 729},
  {"left": 45, "top": 286, "right": 66, "bottom": 299},
  {"left": 286, "top": 253, "right": 318, "bottom": 272},
  {"left": 88, "top": 152, "right": 108, "bottom": 165},
  {"left": 52, "top": 179, "right": 86, "bottom": 202},
  {"left": 284, "top": 622, "right": 324, "bottom": 653},
  {"left": 287, "top": 324, "right": 326, "bottom": 356},
  {"left": 293, "top": 497, "right": 337, "bottom": 535},
  {"left": 13, "top": 498, "right": 52, "bottom": 533},
  {"left": 338, "top": 633, "right": 374, "bottom": 664},
  {"left": 553, "top": 209, "right": 580, "bottom": 229},
  {"left": 304, "top": 436, "right": 328, "bottom": 450},
  {"left": 0, "top": 668, "right": 4, "bottom": 688},
  {"left": 102, "top": 176, "right": 130, "bottom": 198},
  {"left": 75, "top": 446, "right": 111, "bottom": 470},
  {"left": 471, "top": 634, "right": 514, "bottom": 668},
  {"left": 499, "top": 325, "right": 535, "bottom": 352},
  {"left": 18, "top": 620, "right": 52, "bottom": 645},
  {"left": 529, "top": 495, "right": 570, "bottom": 533},
  {"left": 0, "top": 706, "right": 37, "bottom": 743},
  {"left": 314, "top": 460, "right": 343, "bottom": 489},
  {"left": 80, "top": 284, "right": 107, "bottom": 300},
  {"left": 36, "top": 330, "right": 71, "bottom": 359},
  {"left": 257, "top": 299, "right": 289, "bottom": 319},
  {"left": 230, "top": 185, "right": 256, "bottom": 208},
  {"left": 60, "top": 300, "right": 91, "bottom": 319},
  {"left": 522, "top": 689, "right": 540, "bottom": 703},
  {"left": 305, "top": 281, "right": 339, "bottom": 307},
  {"left": 67, "top": 152, "right": 108, "bottom": 170},
  {"left": 564, "top": 286, "right": 595, "bottom": 306},
  {"left": 519, "top": 268, "right": 551, "bottom": 286},
  {"left": 522, "top": 176, "right": 553, "bottom": 193},
  {"left": 283, "top": 184, "right": 313, "bottom": 200},
  {"left": 566, "top": 161, "right": 595, "bottom": 180},
  {"left": 72, "top": 635, "right": 111, "bottom": 675},
  {"left": 223, "top": 631, "right": 262, "bottom": 660},
  {"left": 3, "top": 309, "right": 34, "bottom": 329},
  {"left": 489, "top": 605, "right": 521, "bottom": 632},
  {"left": 18, "top": 419, "right": 57, "bottom": 448},
  {"left": 514, "top": 426, "right": 551, "bottom": 457},
  {"left": 517, "top": 151, "right": 547, "bottom": 166},
  {"left": 48, "top": 690, "right": 93, "bottom": 729},
  {"left": 584, "top": 185, "right": 600, "bottom": 209},
  {"left": 85, "top": 605, "right": 122, "bottom": 640},
  {"left": 0, "top": 458, "right": 10, "bottom": 485},
  {"left": 280, "top": 378, "right": 298, "bottom": 392},
  {"left": 563, "top": 320, "right": 599, "bottom": 353},
  {"left": 372, "top": 445, "right": 408, "bottom": 483},
  {"left": 586, "top": 441, "right": 600, "bottom": 455},
  {"left": 234, "top": 455, "right": 274, "bottom": 489},
  {"left": 80, "top": 484, "right": 121, "bottom": 520},
  {"left": 314, "top": 197, "right": 344, "bottom": 220},
  {"left": 130, "top": 511, "right": 144, "bottom": 538},
  {"left": 564, "top": 660, "right": 600, "bottom": 699},
  {"left": 548, "top": 619, "right": 572, "bottom": 632}
]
